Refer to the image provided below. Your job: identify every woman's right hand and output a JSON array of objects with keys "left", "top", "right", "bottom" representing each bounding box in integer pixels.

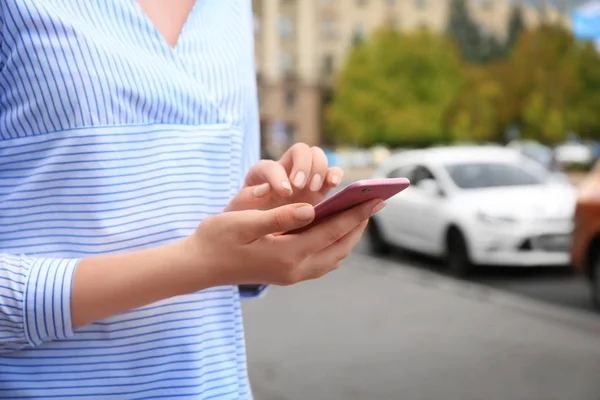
[
  {"left": 71, "top": 198, "right": 384, "bottom": 329},
  {"left": 182, "top": 199, "right": 385, "bottom": 288}
]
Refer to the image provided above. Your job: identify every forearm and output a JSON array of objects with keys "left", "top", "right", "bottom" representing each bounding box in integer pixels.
[{"left": 72, "top": 238, "right": 213, "bottom": 329}]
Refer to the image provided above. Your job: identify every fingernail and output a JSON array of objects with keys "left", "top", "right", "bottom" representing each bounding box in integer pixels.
[
  {"left": 282, "top": 180, "right": 292, "bottom": 192},
  {"left": 309, "top": 174, "right": 322, "bottom": 192},
  {"left": 331, "top": 175, "right": 340, "bottom": 185},
  {"left": 294, "top": 205, "right": 314, "bottom": 221},
  {"left": 253, "top": 183, "right": 270, "bottom": 197},
  {"left": 371, "top": 201, "right": 386, "bottom": 215},
  {"left": 293, "top": 171, "right": 306, "bottom": 188}
]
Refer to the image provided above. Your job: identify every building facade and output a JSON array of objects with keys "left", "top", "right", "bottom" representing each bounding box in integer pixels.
[{"left": 252, "top": 0, "right": 570, "bottom": 155}]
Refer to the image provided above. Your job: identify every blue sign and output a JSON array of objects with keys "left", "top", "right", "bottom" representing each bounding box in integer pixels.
[
  {"left": 324, "top": 150, "right": 338, "bottom": 167},
  {"left": 573, "top": 1, "right": 600, "bottom": 48}
]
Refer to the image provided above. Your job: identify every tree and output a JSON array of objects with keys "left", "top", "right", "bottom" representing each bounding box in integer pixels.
[
  {"left": 447, "top": 0, "right": 482, "bottom": 62},
  {"left": 505, "top": 24, "right": 597, "bottom": 143},
  {"left": 570, "top": 41, "right": 600, "bottom": 139},
  {"left": 446, "top": 0, "right": 504, "bottom": 63},
  {"left": 443, "top": 65, "right": 505, "bottom": 142},
  {"left": 325, "top": 28, "right": 464, "bottom": 147},
  {"left": 505, "top": 5, "right": 525, "bottom": 52}
]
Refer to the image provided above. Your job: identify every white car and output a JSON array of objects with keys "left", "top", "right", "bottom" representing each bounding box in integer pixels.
[{"left": 368, "top": 146, "right": 577, "bottom": 275}]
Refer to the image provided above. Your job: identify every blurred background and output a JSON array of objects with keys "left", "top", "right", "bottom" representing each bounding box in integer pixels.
[{"left": 244, "top": 1, "right": 600, "bottom": 399}]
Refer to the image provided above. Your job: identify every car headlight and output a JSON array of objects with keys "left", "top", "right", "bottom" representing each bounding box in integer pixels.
[{"left": 476, "top": 212, "right": 517, "bottom": 225}]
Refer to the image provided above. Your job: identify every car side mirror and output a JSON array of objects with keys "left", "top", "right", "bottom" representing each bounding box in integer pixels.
[{"left": 416, "top": 178, "right": 444, "bottom": 197}]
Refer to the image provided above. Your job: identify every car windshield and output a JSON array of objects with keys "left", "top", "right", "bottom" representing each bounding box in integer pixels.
[
  {"left": 445, "top": 162, "right": 545, "bottom": 189},
  {"left": 520, "top": 145, "right": 554, "bottom": 169}
]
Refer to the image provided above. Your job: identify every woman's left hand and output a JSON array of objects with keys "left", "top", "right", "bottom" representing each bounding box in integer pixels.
[{"left": 226, "top": 143, "right": 343, "bottom": 212}]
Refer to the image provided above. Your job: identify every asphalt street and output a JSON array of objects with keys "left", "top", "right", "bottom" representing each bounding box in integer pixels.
[
  {"left": 357, "top": 241, "right": 595, "bottom": 314},
  {"left": 242, "top": 248, "right": 600, "bottom": 400}
]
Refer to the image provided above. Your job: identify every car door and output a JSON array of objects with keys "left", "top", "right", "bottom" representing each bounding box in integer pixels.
[
  {"left": 404, "top": 165, "right": 448, "bottom": 253},
  {"left": 376, "top": 164, "right": 422, "bottom": 249}
]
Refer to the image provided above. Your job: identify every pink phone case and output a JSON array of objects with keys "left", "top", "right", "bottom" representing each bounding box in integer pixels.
[{"left": 313, "top": 178, "right": 411, "bottom": 221}]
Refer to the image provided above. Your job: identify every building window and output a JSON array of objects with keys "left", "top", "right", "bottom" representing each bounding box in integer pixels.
[
  {"left": 415, "top": 0, "right": 428, "bottom": 8},
  {"left": 480, "top": 0, "right": 494, "bottom": 9},
  {"left": 352, "top": 23, "right": 366, "bottom": 44},
  {"left": 285, "top": 89, "right": 296, "bottom": 109},
  {"left": 280, "top": 52, "right": 294, "bottom": 74},
  {"left": 323, "top": 54, "right": 334, "bottom": 74},
  {"left": 278, "top": 15, "right": 294, "bottom": 38},
  {"left": 321, "top": 19, "right": 337, "bottom": 38}
]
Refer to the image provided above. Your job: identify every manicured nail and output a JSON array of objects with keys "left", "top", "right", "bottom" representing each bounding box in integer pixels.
[
  {"left": 282, "top": 180, "right": 292, "bottom": 192},
  {"left": 371, "top": 201, "right": 386, "bottom": 215},
  {"left": 253, "top": 183, "right": 270, "bottom": 197},
  {"left": 294, "top": 205, "right": 314, "bottom": 221},
  {"left": 331, "top": 175, "right": 340, "bottom": 185},
  {"left": 293, "top": 171, "right": 306, "bottom": 188},
  {"left": 310, "top": 174, "right": 322, "bottom": 192}
]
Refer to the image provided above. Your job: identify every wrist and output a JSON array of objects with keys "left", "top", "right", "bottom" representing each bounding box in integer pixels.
[{"left": 170, "top": 235, "right": 225, "bottom": 292}]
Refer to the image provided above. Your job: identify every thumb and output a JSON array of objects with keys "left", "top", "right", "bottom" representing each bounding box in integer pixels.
[{"left": 236, "top": 203, "right": 315, "bottom": 242}]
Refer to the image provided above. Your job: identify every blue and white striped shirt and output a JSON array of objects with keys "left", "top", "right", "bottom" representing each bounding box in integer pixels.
[{"left": 0, "top": 1, "right": 263, "bottom": 398}]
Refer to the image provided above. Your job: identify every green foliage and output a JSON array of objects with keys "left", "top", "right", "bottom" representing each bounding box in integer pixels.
[
  {"left": 326, "top": 22, "right": 600, "bottom": 147},
  {"left": 446, "top": 0, "right": 505, "bottom": 64},
  {"left": 325, "top": 28, "right": 464, "bottom": 147},
  {"left": 570, "top": 42, "right": 600, "bottom": 140},
  {"left": 443, "top": 65, "right": 504, "bottom": 142},
  {"left": 507, "top": 24, "right": 600, "bottom": 143},
  {"left": 505, "top": 5, "right": 525, "bottom": 52}
]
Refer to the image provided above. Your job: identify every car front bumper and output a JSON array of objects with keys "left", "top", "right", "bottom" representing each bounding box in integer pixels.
[{"left": 468, "top": 219, "right": 572, "bottom": 267}]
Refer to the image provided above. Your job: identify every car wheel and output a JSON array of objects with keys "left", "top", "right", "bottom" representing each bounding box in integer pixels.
[
  {"left": 591, "top": 250, "right": 600, "bottom": 312},
  {"left": 367, "top": 218, "right": 390, "bottom": 255},
  {"left": 446, "top": 228, "right": 472, "bottom": 277}
]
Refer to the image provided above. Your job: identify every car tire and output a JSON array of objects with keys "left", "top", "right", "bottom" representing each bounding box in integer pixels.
[
  {"left": 367, "top": 218, "right": 390, "bottom": 255},
  {"left": 446, "top": 228, "right": 472, "bottom": 277},
  {"left": 591, "top": 249, "right": 600, "bottom": 312}
]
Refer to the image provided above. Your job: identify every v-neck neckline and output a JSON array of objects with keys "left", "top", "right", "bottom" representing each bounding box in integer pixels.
[{"left": 132, "top": 0, "right": 199, "bottom": 52}]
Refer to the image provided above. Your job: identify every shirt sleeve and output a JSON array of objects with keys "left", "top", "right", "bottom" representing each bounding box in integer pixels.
[{"left": 0, "top": 253, "right": 79, "bottom": 353}]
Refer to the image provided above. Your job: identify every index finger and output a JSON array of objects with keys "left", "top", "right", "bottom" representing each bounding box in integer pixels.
[
  {"left": 279, "top": 143, "right": 313, "bottom": 190},
  {"left": 244, "top": 159, "right": 293, "bottom": 197}
]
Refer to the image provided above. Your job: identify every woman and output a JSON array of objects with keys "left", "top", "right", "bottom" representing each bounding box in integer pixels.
[{"left": 0, "top": 1, "right": 382, "bottom": 398}]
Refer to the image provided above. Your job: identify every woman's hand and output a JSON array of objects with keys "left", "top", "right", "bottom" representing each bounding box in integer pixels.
[
  {"left": 226, "top": 143, "right": 343, "bottom": 212},
  {"left": 71, "top": 197, "right": 384, "bottom": 329},
  {"left": 183, "top": 199, "right": 384, "bottom": 288}
]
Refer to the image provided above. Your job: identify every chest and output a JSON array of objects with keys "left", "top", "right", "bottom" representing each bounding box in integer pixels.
[
  {"left": 0, "top": 0, "right": 255, "bottom": 137},
  {"left": 136, "top": 0, "right": 196, "bottom": 48}
]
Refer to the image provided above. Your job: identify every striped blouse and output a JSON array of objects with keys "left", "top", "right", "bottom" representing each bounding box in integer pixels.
[{"left": 0, "top": 1, "right": 263, "bottom": 398}]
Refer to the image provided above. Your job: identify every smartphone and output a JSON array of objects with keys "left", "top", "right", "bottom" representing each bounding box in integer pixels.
[
  {"left": 313, "top": 178, "right": 410, "bottom": 221},
  {"left": 239, "top": 178, "right": 410, "bottom": 293},
  {"left": 286, "top": 178, "right": 410, "bottom": 235}
]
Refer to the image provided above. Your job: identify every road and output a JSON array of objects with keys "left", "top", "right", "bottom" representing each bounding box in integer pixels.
[
  {"left": 353, "top": 240, "right": 595, "bottom": 314},
  {"left": 242, "top": 248, "right": 600, "bottom": 400}
]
